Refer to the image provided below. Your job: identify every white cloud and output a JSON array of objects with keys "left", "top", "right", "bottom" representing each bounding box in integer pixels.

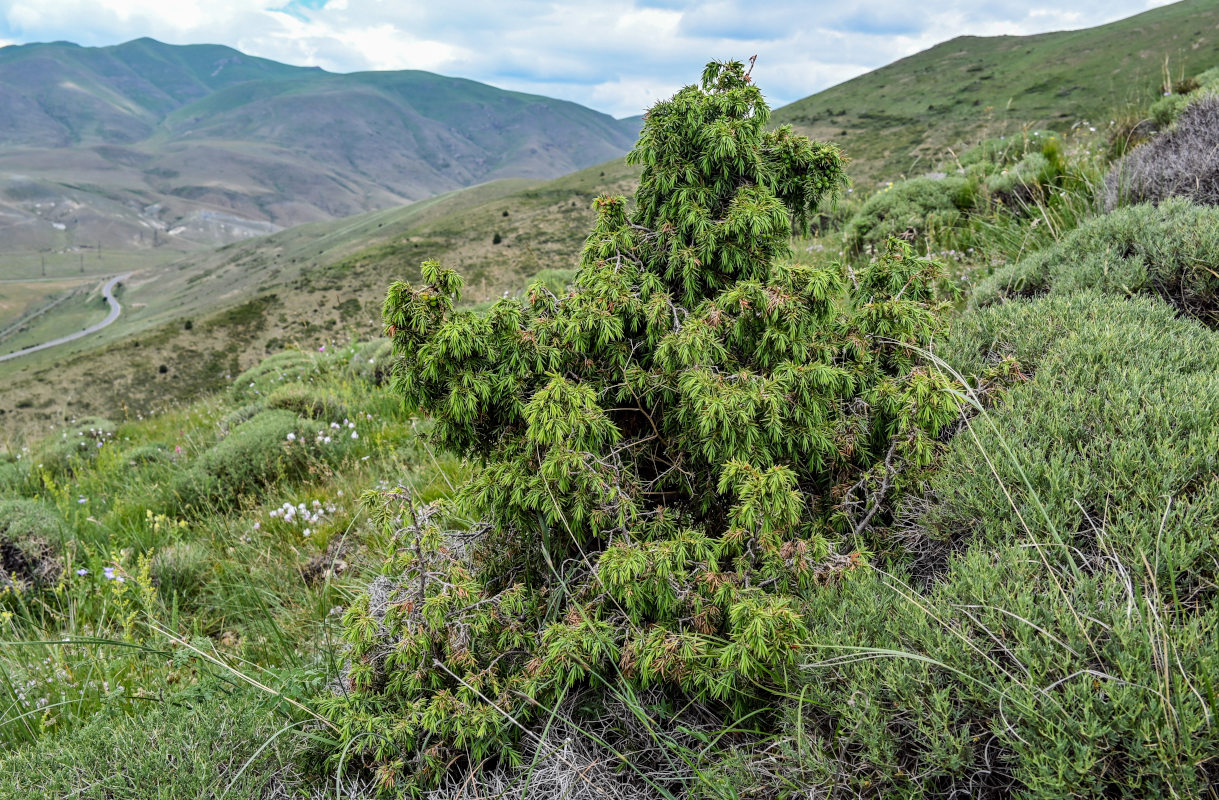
[{"left": 0, "top": 0, "right": 1169, "bottom": 117}]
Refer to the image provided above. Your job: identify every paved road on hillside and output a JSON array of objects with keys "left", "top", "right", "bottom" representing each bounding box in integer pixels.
[{"left": 0, "top": 272, "right": 131, "bottom": 363}]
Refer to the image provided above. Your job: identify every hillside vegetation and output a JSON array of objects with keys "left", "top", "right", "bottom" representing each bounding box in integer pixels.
[
  {"left": 0, "top": 159, "right": 641, "bottom": 438},
  {"left": 4, "top": 0, "right": 1217, "bottom": 439},
  {"left": 2, "top": 46, "right": 1219, "bottom": 797},
  {"left": 775, "top": 0, "right": 1219, "bottom": 184}
]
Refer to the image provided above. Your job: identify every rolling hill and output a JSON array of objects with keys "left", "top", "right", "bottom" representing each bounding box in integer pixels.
[
  {"left": 775, "top": 0, "right": 1219, "bottom": 184},
  {"left": 5, "top": 0, "right": 1219, "bottom": 436},
  {"left": 0, "top": 38, "right": 639, "bottom": 251},
  {"left": 0, "top": 158, "right": 642, "bottom": 435}
]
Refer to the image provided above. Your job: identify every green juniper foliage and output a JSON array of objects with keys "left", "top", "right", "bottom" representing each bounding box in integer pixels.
[{"left": 324, "top": 60, "right": 961, "bottom": 793}]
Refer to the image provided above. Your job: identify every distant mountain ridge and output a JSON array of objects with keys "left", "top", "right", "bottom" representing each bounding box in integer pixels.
[{"left": 0, "top": 38, "right": 639, "bottom": 250}]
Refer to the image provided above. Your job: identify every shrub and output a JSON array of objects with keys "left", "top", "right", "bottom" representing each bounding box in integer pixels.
[
  {"left": 325, "top": 61, "right": 960, "bottom": 794},
  {"left": 121, "top": 443, "right": 170, "bottom": 467},
  {"left": 974, "top": 198, "right": 1219, "bottom": 324},
  {"left": 845, "top": 176, "right": 972, "bottom": 253},
  {"left": 1104, "top": 95, "right": 1219, "bottom": 211},
  {"left": 933, "top": 291, "right": 1219, "bottom": 550},
  {"left": 37, "top": 417, "right": 117, "bottom": 477},
  {"left": 0, "top": 499, "right": 68, "bottom": 593},
  {"left": 984, "top": 151, "right": 1049, "bottom": 197},
  {"left": 171, "top": 410, "right": 345, "bottom": 510},
  {"left": 218, "top": 402, "right": 265, "bottom": 434},
  {"left": 230, "top": 350, "right": 324, "bottom": 402},
  {"left": 347, "top": 339, "right": 394, "bottom": 386},
  {"left": 760, "top": 292, "right": 1219, "bottom": 799},
  {"left": 150, "top": 541, "right": 211, "bottom": 609},
  {"left": 982, "top": 138, "right": 1068, "bottom": 209},
  {"left": 959, "top": 129, "right": 1058, "bottom": 171},
  {"left": 266, "top": 383, "right": 348, "bottom": 421}
]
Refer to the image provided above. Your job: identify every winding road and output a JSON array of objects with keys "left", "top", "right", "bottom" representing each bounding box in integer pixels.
[{"left": 0, "top": 272, "right": 131, "bottom": 364}]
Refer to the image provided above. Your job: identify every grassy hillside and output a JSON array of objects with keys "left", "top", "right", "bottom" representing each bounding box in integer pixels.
[
  {"left": 0, "top": 346, "right": 462, "bottom": 798},
  {"left": 7, "top": 0, "right": 1219, "bottom": 441},
  {"left": 0, "top": 158, "right": 641, "bottom": 439},
  {"left": 774, "top": 0, "right": 1219, "bottom": 184},
  {"left": 0, "top": 38, "right": 639, "bottom": 251}
]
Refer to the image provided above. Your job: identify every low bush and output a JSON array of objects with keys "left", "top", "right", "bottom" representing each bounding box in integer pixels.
[
  {"left": 982, "top": 138, "right": 1067, "bottom": 209},
  {"left": 845, "top": 176, "right": 972, "bottom": 253},
  {"left": 218, "top": 402, "right": 265, "bottom": 434},
  {"left": 230, "top": 351, "right": 325, "bottom": 402},
  {"left": 266, "top": 383, "right": 348, "bottom": 422},
  {"left": 743, "top": 292, "right": 1219, "bottom": 799},
  {"left": 171, "top": 410, "right": 346, "bottom": 510},
  {"left": 0, "top": 499, "right": 68, "bottom": 594},
  {"left": 120, "top": 443, "right": 170, "bottom": 467},
  {"left": 1104, "top": 95, "right": 1219, "bottom": 211},
  {"left": 959, "top": 130, "right": 1058, "bottom": 171},
  {"left": 973, "top": 198, "right": 1219, "bottom": 324},
  {"left": 933, "top": 291, "right": 1219, "bottom": 552},
  {"left": 346, "top": 339, "right": 393, "bottom": 386}
]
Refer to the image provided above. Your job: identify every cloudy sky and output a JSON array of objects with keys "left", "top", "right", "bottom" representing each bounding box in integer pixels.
[{"left": 0, "top": 0, "right": 1176, "bottom": 118}]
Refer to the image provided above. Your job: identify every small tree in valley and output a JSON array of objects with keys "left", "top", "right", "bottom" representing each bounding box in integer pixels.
[{"left": 322, "top": 59, "right": 961, "bottom": 793}]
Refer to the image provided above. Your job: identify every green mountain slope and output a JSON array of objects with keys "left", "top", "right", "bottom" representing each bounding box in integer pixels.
[
  {"left": 5, "top": 0, "right": 1218, "bottom": 433},
  {"left": 774, "top": 0, "right": 1219, "bottom": 184},
  {"left": 0, "top": 158, "right": 641, "bottom": 434},
  {"left": 0, "top": 38, "right": 313, "bottom": 146},
  {"left": 0, "top": 38, "right": 639, "bottom": 250}
]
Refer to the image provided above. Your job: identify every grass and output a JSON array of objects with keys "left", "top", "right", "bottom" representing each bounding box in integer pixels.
[
  {"left": 0, "top": 683, "right": 313, "bottom": 799},
  {"left": 0, "top": 279, "right": 88, "bottom": 335},
  {"left": 0, "top": 249, "right": 180, "bottom": 282},
  {"left": 0, "top": 343, "right": 460, "bottom": 792}
]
